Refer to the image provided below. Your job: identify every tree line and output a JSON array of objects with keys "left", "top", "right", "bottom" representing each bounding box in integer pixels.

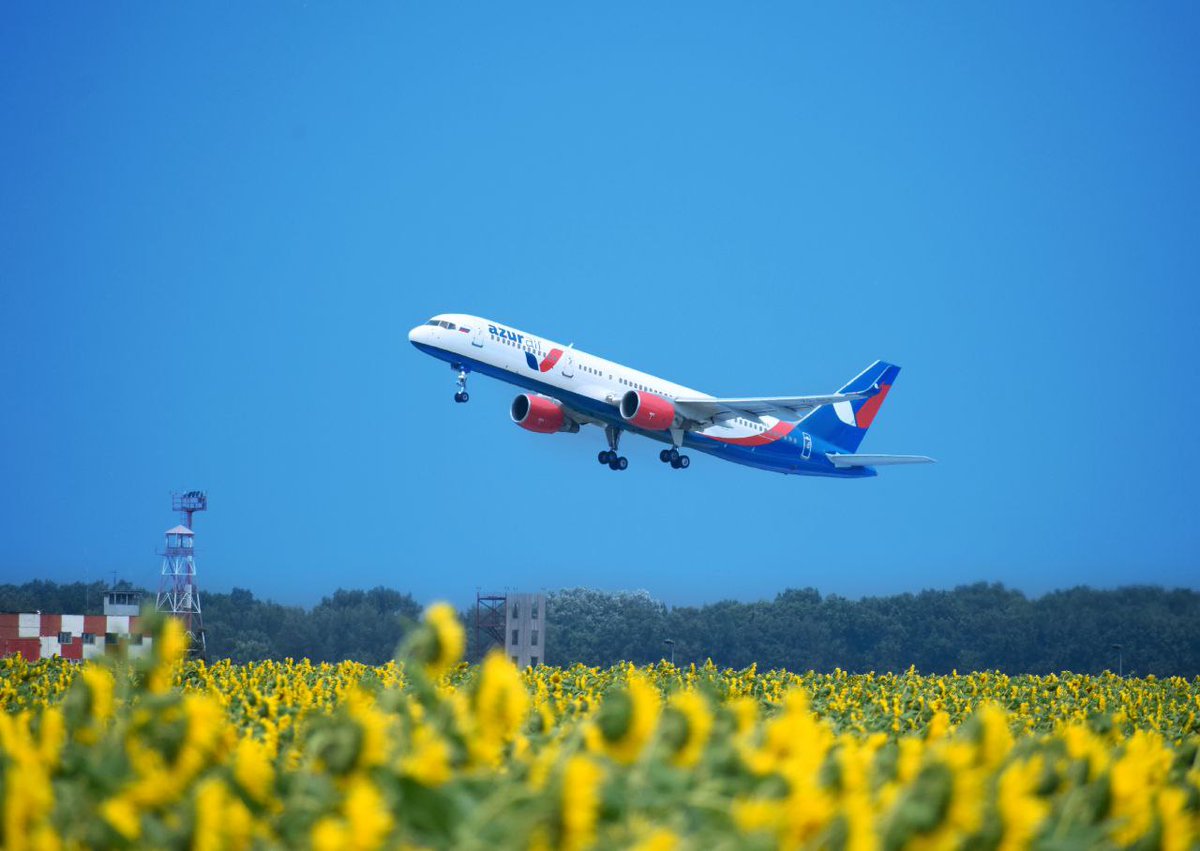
[
  {"left": 2, "top": 580, "right": 1198, "bottom": 675},
  {"left": 543, "top": 584, "right": 1200, "bottom": 677}
]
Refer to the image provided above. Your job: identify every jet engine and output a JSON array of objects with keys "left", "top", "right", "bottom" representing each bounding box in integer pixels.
[
  {"left": 620, "top": 390, "right": 676, "bottom": 431},
  {"left": 510, "top": 394, "right": 580, "bottom": 433}
]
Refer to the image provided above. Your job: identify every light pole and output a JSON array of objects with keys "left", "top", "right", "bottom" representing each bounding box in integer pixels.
[
  {"left": 664, "top": 638, "right": 676, "bottom": 665},
  {"left": 1111, "top": 643, "right": 1123, "bottom": 677}
]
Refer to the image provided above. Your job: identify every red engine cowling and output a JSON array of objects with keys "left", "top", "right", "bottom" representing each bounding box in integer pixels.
[
  {"left": 620, "top": 390, "right": 676, "bottom": 431},
  {"left": 511, "top": 394, "right": 578, "bottom": 433}
]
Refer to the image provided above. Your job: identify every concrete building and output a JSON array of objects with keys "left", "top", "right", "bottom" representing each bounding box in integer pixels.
[
  {"left": 103, "top": 589, "right": 141, "bottom": 617},
  {"left": 505, "top": 592, "right": 546, "bottom": 667}
]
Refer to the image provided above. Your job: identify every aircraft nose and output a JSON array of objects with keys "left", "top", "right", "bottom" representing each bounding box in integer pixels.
[{"left": 408, "top": 324, "right": 425, "bottom": 344}]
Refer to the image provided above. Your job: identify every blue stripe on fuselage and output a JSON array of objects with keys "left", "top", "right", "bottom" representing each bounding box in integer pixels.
[{"left": 411, "top": 341, "right": 873, "bottom": 478}]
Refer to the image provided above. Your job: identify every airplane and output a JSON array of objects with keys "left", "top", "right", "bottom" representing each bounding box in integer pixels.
[{"left": 408, "top": 314, "right": 934, "bottom": 477}]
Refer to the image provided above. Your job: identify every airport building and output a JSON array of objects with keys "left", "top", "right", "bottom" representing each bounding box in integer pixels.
[{"left": 0, "top": 590, "right": 154, "bottom": 662}]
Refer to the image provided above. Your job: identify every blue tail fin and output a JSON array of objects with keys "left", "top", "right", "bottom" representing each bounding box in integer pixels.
[{"left": 801, "top": 361, "right": 901, "bottom": 453}]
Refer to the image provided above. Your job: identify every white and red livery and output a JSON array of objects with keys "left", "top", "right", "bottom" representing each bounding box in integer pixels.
[{"left": 410, "top": 314, "right": 933, "bottom": 477}]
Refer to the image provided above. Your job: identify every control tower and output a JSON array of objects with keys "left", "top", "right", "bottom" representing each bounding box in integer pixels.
[{"left": 155, "top": 491, "right": 207, "bottom": 657}]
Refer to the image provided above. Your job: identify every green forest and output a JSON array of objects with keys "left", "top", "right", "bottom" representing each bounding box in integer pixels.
[{"left": 3, "top": 580, "right": 1197, "bottom": 676}]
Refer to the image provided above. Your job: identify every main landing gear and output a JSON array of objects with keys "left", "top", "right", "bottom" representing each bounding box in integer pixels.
[
  {"left": 598, "top": 425, "right": 628, "bottom": 471},
  {"left": 659, "top": 447, "right": 690, "bottom": 469},
  {"left": 452, "top": 365, "right": 470, "bottom": 403}
]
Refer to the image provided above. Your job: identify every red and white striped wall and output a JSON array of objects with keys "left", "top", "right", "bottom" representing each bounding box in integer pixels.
[{"left": 0, "top": 613, "right": 153, "bottom": 661}]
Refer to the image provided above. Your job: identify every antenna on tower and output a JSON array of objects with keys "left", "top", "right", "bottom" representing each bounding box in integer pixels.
[
  {"left": 173, "top": 490, "right": 207, "bottom": 529},
  {"left": 156, "top": 491, "right": 208, "bottom": 658}
]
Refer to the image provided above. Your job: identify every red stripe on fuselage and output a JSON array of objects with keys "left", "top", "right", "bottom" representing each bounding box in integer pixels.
[
  {"left": 854, "top": 384, "right": 891, "bottom": 429},
  {"left": 706, "top": 420, "right": 797, "bottom": 446}
]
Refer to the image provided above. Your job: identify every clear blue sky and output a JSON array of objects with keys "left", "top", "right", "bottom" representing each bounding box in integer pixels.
[{"left": 2, "top": 4, "right": 1197, "bottom": 609}]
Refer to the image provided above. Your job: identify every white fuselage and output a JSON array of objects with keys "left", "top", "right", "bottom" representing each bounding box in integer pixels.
[{"left": 408, "top": 313, "right": 787, "bottom": 444}]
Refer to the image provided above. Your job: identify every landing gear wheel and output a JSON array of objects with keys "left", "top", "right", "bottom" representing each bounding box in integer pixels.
[
  {"left": 659, "top": 449, "right": 671, "bottom": 463},
  {"left": 670, "top": 457, "right": 681, "bottom": 469},
  {"left": 601, "top": 425, "right": 625, "bottom": 472},
  {"left": 678, "top": 455, "right": 690, "bottom": 468},
  {"left": 668, "top": 448, "right": 681, "bottom": 463},
  {"left": 452, "top": 365, "right": 470, "bottom": 402}
]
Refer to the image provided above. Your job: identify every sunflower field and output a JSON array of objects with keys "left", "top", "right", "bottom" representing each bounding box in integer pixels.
[{"left": 1, "top": 604, "right": 1198, "bottom": 850}]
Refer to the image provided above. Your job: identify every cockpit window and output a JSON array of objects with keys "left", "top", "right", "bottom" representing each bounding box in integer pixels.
[{"left": 426, "top": 320, "right": 440, "bottom": 326}]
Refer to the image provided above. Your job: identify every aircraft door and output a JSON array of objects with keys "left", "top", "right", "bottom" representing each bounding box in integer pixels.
[
  {"left": 472, "top": 327, "right": 485, "bottom": 348},
  {"left": 562, "top": 355, "right": 574, "bottom": 377}
]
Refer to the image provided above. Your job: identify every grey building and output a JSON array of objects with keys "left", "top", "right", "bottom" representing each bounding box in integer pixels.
[{"left": 505, "top": 592, "right": 546, "bottom": 667}]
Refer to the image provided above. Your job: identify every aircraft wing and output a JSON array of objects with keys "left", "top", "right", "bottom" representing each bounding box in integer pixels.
[
  {"left": 826, "top": 454, "right": 936, "bottom": 468},
  {"left": 673, "top": 387, "right": 879, "bottom": 423}
]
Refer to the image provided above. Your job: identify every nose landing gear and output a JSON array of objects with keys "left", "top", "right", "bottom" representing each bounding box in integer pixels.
[
  {"left": 452, "top": 365, "right": 470, "bottom": 403},
  {"left": 599, "top": 425, "right": 628, "bottom": 471}
]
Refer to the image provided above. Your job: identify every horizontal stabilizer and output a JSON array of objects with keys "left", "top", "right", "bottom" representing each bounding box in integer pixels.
[{"left": 826, "top": 453, "right": 936, "bottom": 468}]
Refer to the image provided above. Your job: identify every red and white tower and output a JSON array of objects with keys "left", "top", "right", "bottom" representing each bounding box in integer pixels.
[{"left": 156, "top": 491, "right": 207, "bottom": 657}]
